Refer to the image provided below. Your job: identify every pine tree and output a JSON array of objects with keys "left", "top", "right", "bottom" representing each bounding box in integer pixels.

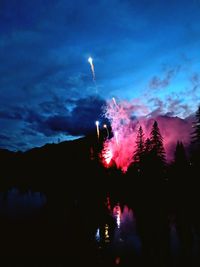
[
  {"left": 173, "top": 141, "right": 190, "bottom": 199},
  {"left": 190, "top": 105, "right": 200, "bottom": 167},
  {"left": 149, "top": 121, "right": 166, "bottom": 164},
  {"left": 140, "top": 137, "right": 152, "bottom": 176},
  {"left": 174, "top": 141, "right": 187, "bottom": 167},
  {"left": 134, "top": 125, "right": 145, "bottom": 163},
  {"left": 144, "top": 138, "right": 152, "bottom": 155},
  {"left": 191, "top": 105, "right": 200, "bottom": 148}
]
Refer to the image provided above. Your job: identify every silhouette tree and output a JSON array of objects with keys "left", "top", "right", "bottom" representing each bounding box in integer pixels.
[
  {"left": 172, "top": 141, "right": 193, "bottom": 266},
  {"left": 173, "top": 141, "right": 188, "bottom": 186},
  {"left": 139, "top": 138, "right": 152, "bottom": 177},
  {"left": 144, "top": 138, "right": 152, "bottom": 155},
  {"left": 140, "top": 122, "right": 166, "bottom": 185},
  {"left": 174, "top": 141, "right": 187, "bottom": 166},
  {"left": 191, "top": 105, "right": 200, "bottom": 167},
  {"left": 191, "top": 105, "right": 200, "bottom": 147},
  {"left": 149, "top": 121, "right": 166, "bottom": 165},
  {"left": 134, "top": 125, "right": 145, "bottom": 164},
  {"left": 190, "top": 105, "right": 200, "bottom": 235},
  {"left": 136, "top": 124, "right": 169, "bottom": 267}
]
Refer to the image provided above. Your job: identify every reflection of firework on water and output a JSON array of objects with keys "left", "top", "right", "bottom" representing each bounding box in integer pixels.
[
  {"left": 104, "top": 224, "right": 110, "bottom": 242},
  {"left": 94, "top": 197, "right": 136, "bottom": 247},
  {"left": 113, "top": 204, "right": 121, "bottom": 228},
  {"left": 95, "top": 228, "right": 100, "bottom": 242}
]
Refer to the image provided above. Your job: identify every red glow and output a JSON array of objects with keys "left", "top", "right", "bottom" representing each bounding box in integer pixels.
[
  {"left": 106, "top": 196, "right": 111, "bottom": 211},
  {"left": 113, "top": 204, "right": 121, "bottom": 217},
  {"left": 101, "top": 99, "right": 192, "bottom": 172},
  {"left": 113, "top": 204, "right": 121, "bottom": 228},
  {"left": 101, "top": 99, "right": 138, "bottom": 172},
  {"left": 115, "top": 257, "right": 120, "bottom": 265},
  {"left": 104, "top": 149, "right": 113, "bottom": 165}
]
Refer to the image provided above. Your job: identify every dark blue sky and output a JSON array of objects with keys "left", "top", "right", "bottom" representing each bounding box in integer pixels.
[{"left": 0, "top": 0, "right": 200, "bottom": 151}]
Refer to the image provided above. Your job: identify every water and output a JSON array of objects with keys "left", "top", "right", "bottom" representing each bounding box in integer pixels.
[
  {"left": 93, "top": 198, "right": 200, "bottom": 267},
  {"left": 0, "top": 188, "right": 200, "bottom": 266},
  {"left": 0, "top": 187, "right": 46, "bottom": 217}
]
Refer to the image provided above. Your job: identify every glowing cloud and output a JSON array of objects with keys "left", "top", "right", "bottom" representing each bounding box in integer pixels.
[{"left": 101, "top": 98, "right": 192, "bottom": 172}]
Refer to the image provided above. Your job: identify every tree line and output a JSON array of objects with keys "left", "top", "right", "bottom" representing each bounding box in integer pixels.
[{"left": 130, "top": 105, "right": 200, "bottom": 179}]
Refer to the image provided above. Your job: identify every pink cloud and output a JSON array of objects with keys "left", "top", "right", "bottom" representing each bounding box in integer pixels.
[{"left": 101, "top": 99, "right": 193, "bottom": 172}]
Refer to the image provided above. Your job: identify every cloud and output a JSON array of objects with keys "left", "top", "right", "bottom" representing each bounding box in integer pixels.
[
  {"left": 148, "top": 96, "right": 192, "bottom": 118},
  {"left": 0, "top": 0, "right": 200, "bottom": 152},
  {"left": 101, "top": 99, "right": 193, "bottom": 172},
  {"left": 149, "top": 66, "right": 180, "bottom": 90},
  {"left": 166, "top": 97, "right": 192, "bottom": 118},
  {"left": 45, "top": 96, "right": 106, "bottom": 135},
  {"left": 0, "top": 106, "right": 26, "bottom": 120},
  {"left": 0, "top": 94, "right": 106, "bottom": 150},
  {"left": 190, "top": 72, "right": 200, "bottom": 93},
  {"left": 148, "top": 98, "right": 165, "bottom": 116},
  {"left": 1, "top": 95, "right": 105, "bottom": 136},
  {"left": 0, "top": 134, "right": 10, "bottom": 141}
]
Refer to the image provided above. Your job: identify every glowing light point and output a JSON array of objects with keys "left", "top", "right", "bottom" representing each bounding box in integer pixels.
[
  {"left": 116, "top": 214, "right": 121, "bottom": 228},
  {"left": 95, "top": 120, "right": 100, "bottom": 140},
  {"left": 104, "top": 224, "right": 110, "bottom": 242},
  {"left": 113, "top": 204, "right": 121, "bottom": 229},
  {"left": 115, "top": 257, "right": 121, "bottom": 265},
  {"left": 88, "top": 56, "right": 95, "bottom": 81},
  {"left": 104, "top": 149, "right": 113, "bottom": 165},
  {"left": 95, "top": 228, "right": 100, "bottom": 242},
  {"left": 103, "top": 124, "right": 109, "bottom": 139},
  {"left": 88, "top": 57, "right": 93, "bottom": 64}
]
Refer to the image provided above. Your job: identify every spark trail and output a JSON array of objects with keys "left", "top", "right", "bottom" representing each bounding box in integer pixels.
[
  {"left": 88, "top": 57, "right": 95, "bottom": 81},
  {"left": 101, "top": 99, "right": 139, "bottom": 172},
  {"left": 103, "top": 124, "right": 109, "bottom": 139},
  {"left": 95, "top": 120, "right": 100, "bottom": 140}
]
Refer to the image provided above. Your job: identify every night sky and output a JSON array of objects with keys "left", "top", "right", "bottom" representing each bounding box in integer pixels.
[{"left": 0, "top": 0, "right": 200, "bottom": 151}]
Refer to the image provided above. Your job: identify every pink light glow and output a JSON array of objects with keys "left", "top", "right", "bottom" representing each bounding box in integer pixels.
[
  {"left": 113, "top": 204, "right": 121, "bottom": 228},
  {"left": 115, "top": 257, "right": 120, "bottom": 265},
  {"left": 101, "top": 98, "right": 192, "bottom": 173},
  {"left": 101, "top": 99, "right": 139, "bottom": 172},
  {"left": 105, "top": 149, "right": 113, "bottom": 165},
  {"left": 102, "top": 142, "right": 113, "bottom": 166}
]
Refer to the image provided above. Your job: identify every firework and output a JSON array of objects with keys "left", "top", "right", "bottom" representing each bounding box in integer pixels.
[
  {"left": 113, "top": 204, "right": 121, "bottom": 229},
  {"left": 112, "top": 97, "right": 119, "bottom": 109},
  {"left": 101, "top": 99, "right": 138, "bottom": 172},
  {"left": 95, "top": 120, "right": 100, "bottom": 140},
  {"left": 88, "top": 57, "right": 95, "bottom": 81},
  {"left": 104, "top": 147, "right": 113, "bottom": 165},
  {"left": 103, "top": 124, "right": 109, "bottom": 139}
]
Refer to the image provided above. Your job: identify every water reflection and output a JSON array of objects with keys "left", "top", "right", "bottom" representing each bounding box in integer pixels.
[
  {"left": 94, "top": 196, "right": 200, "bottom": 266},
  {"left": 0, "top": 187, "right": 46, "bottom": 217},
  {"left": 95, "top": 200, "right": 142, "bottom": 264}
]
